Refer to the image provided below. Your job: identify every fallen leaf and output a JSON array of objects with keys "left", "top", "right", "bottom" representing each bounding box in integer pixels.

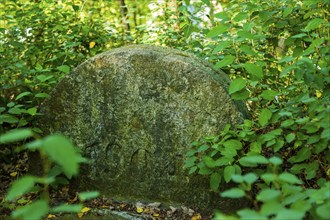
[
  {"left": 81, "top": 207, "right": 91, "bottom": 213},
  {"left": 89, "top": 42, "right": 96, "bottom": 48},
  {"left": 10, "top": 172, "right": 18, "bottom": 177},
  {"left": 47, "top": 214, "right": 56, "bottom": 219},
  {"left": 191, "top": 213, "right": 202, "bottom": 220},
  {"left": 136, "top": 207, "right": 143, "bottom": 213}
]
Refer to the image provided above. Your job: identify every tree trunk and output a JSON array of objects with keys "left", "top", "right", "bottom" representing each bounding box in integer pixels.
[{"left": 119, "top": 0, "right": 130, "bottom": 33}]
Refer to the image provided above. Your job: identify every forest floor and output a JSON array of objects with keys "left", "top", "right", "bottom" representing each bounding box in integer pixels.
[{"left": 0, "top": 151, "right": 211, "bottom": 220}]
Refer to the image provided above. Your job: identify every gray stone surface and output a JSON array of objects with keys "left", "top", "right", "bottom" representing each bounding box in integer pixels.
[{"left": 38, "top": 45, "right": 248, "bottom": 212}]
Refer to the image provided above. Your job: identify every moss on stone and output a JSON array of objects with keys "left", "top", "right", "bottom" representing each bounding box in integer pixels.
[{"left": 37, "top": 45, "right": 249, "bottom": 213}]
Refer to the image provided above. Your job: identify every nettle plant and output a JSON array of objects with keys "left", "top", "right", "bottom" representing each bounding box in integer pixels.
[
  {"left": 185, "top": 0, "right": 329, "bottom": 219},
  {"left": 0, "top": 129, "right": 99, "bottom": 220}
]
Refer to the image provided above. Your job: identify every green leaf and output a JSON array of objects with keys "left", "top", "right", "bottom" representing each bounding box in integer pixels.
[
  {"left": 35, "top": 93, "right": 50, "bottom": 98},
  {"left": 72, "top": 4, "right": 80, "bottom": 11},
  {"left": 316, "top": 202, "right": 330, "bottom": 219},
  {"left": 215, "top": 55, "right": 235, "bottom": 68},
  {"left": 52, "top": 204, "right": 83, "bottom": 213},
  {"left": 188, "top": 166, "right": 197, "bottom": 174},
  {"left": 201, "top": 0, "right": 210, "bottom": 6},
  {"left": 198, "top": 166, "right": 213, "bottom": 175},
  {"left": 43, "top": 135, "right": 80, "bottom": 177},
  {"left": 210, "top": 172, "right": 221, "bottom": 191},
  {"left": 260, "top": 90, "right": 278, "bottom": 100},
  {"left": 259, "top": 108, "right": 272, "bottom": 127},
  {"left": 224, "top": 166, "right": 236, "bottom": 183},
  {"left": 237, "top": 31, "right": 254, "bottom": 39},
  {"left": 8, "top": 107, "right": 23, "bottom": 115},
  {"left": 27, "top": 107, "right": 37, "bottom": 116},
  {"left": 223, "top": 139, "right": 243, "bottom": 150},
  {"left": 15, "top": 91, "right": 32, "bottom": 100},
  {"left": 281, "top": 119, "right": 295, "bottom": 128},
  {"left": 285, "top": 133, "right": 296, "bottom": 143},
  {"left": 57, "top": 65, "right": 70, "bottom": 74},
  {"left": 231, "top": 174, "right": 244, "bottom": 183},
  {"left": 237, "top": 209, "right": 268, "bottom": 220},
  {"left": 25, "top": 140, "right": 43, "bottom": 151},
  {"left": 214, "top": 212, "right": 238, "bottom": 220},
  {"left": 206, "top": 24, "right": 229, "bottom": 38},
  {"left": 274, "top": 140, "right": 285, "bottom": 152},
  {"left": 269, "top": 157, "right": 282, "bottom": 165},
  {"left": 229, "top": 78, "right": 246, "bottom": 94},
  {"left": 230, "top": 89, "right": 250, "bottom": 100},
  {"left": 274, "top": 209, "right": 305, "bottom": 220},
  {"left": 304, "top": 18, "right": 324, "bottom": 31},
  {"left": 12, "top": 200, "right": 48, "bottom": 220},
  {"left": 203, "top": 156, "right": 216, "bottom": 168},
  {"left": 214, "top": 157, "right": 234, "bottom": 166},
  {"left": 243, "top": 173, "right": 258, "bottom": 184},
  {"left": 278, "top": 172, "right": 302, "bottom": 184},
  {"left": 250, "top": 142, "right": 262, "bottom": 153},
  {"left": 257, "top": 189, "right": 281, "bottom": 202},
  {"left": 261, "top": 129, "right": 283, "bottom": 142},
  {"left": 283, "top": 7, "right": 293, "bottom": 17},
  {"left": 288, "top": 148, "right": 311, "bottom": 163},
  {"left": 233, "top": 12, "right": 248, "bottom": 22},
  {"left": 212, "top": 41, "right": 231, "bottom": 54},
  {"left": 244, "top": 63, "right": 263, "bottom": 80},
  {"left": 221, "top": 147, "right": 237, "bottom": 158},
  {"left": 197, "top": 144, "right": 209, "bottom": 152},
  {"left": 221, "top": 188, "right": 245, "bottom": 198},
  {"left": 78, "top": 191, "right": 100, "bottom": 201},
  {"left": 239, "top": 155, "right": 269, "bottom": 167},
  {"left": 0, "top": 129, "right": 34, "bottom": 144},
  {"left": 291, "top": 33, "right": 307, "bottom": 39},
  {"left": 261, "top": 174, "right": 277, "bottom": 184},
  {"left": 240, "top": 45, "right": 256, "bottom": 55},
  {"left": 0, "top": 114, "right": 19, "bottom": 124},
  {"left": 6, "top": 176, "right": 35, "bottom": 201},
  {"left": 184, "top": 156, "right": 197, "bottom": 168}
]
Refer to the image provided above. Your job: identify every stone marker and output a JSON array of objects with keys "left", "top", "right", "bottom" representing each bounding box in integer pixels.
[{"left": 38, "top": 45, "right": 248, "bottom": 212}]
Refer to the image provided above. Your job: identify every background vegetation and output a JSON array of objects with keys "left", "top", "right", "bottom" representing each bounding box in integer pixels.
[{"left": 0, "top": 0, "right": 329, "bottom": 219}]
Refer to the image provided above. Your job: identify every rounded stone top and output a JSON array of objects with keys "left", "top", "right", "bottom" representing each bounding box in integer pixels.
[{"left": 37, "top": 44, "right": 248, "bottom": 212}]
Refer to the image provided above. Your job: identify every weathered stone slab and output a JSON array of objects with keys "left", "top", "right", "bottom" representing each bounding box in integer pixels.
[{"left": 38, "top": 45, "right": 248, "bottom": 212}]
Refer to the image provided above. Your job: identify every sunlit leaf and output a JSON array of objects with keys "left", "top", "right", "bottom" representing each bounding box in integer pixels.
[
  {"left": 259, "top": 108, "right": 272, "bottom": 127},
  {"left": 244, "top": 63, "right": 263, "bottom": 80},
  {"left": 229, "top": 78, "right": 246, "bottom": 94},
  {"left": 257, "top": 189, "right": 281, "bottom": 202},
  {"left": 15, "top": 92, "right": 32, "bottom": 100},
  {"left": 278, "top": 172, "right": 302, "bottom": 184},
  {"left": 206, "top": 24, "right": 229, "bottom": 38},
  {"left": 215, "top": 55, "right": 235, "bottom": 69},
  {"left": 12, "top": 200, "right": 48, "bottom": 220},
  {"left": 0, "top": 128, "right": 33, "bottom": 144},
  {"left": 6, "top": 176, "right": 35, "bottom": 201},
  {"left": 43, "top": 135, "right": 80, "bottom": 177},
  {"left": 212, "top": 41, "right": 231, "bottom": 54},
  {"left": 304, "top": 18, "right": 324, "bottom": 31},
  {"left": 260, "top": 90, "right": 278, "bottom": 100},
  {"left": 52, "top": 204, "right": 83, "bottom": 213},
  {"left": 224, "top": 166, "right": 235, "bottom": 183},
  {"left": 221, "top": 188, "right": 245, "bottom": 198},
  {"left": 57, "top": 65, "right": 70, "bottom": 74},
  {"left": 78, "top": 191, "right": 100, "bottom": 201}
]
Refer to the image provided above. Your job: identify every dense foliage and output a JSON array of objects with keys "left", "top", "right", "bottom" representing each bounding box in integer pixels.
[
  {"left": 0, "top": 0, "right": 329, "bottom": 219},
  {"left": 183, "top": 0, "right": 330, "bottom": 219}
]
